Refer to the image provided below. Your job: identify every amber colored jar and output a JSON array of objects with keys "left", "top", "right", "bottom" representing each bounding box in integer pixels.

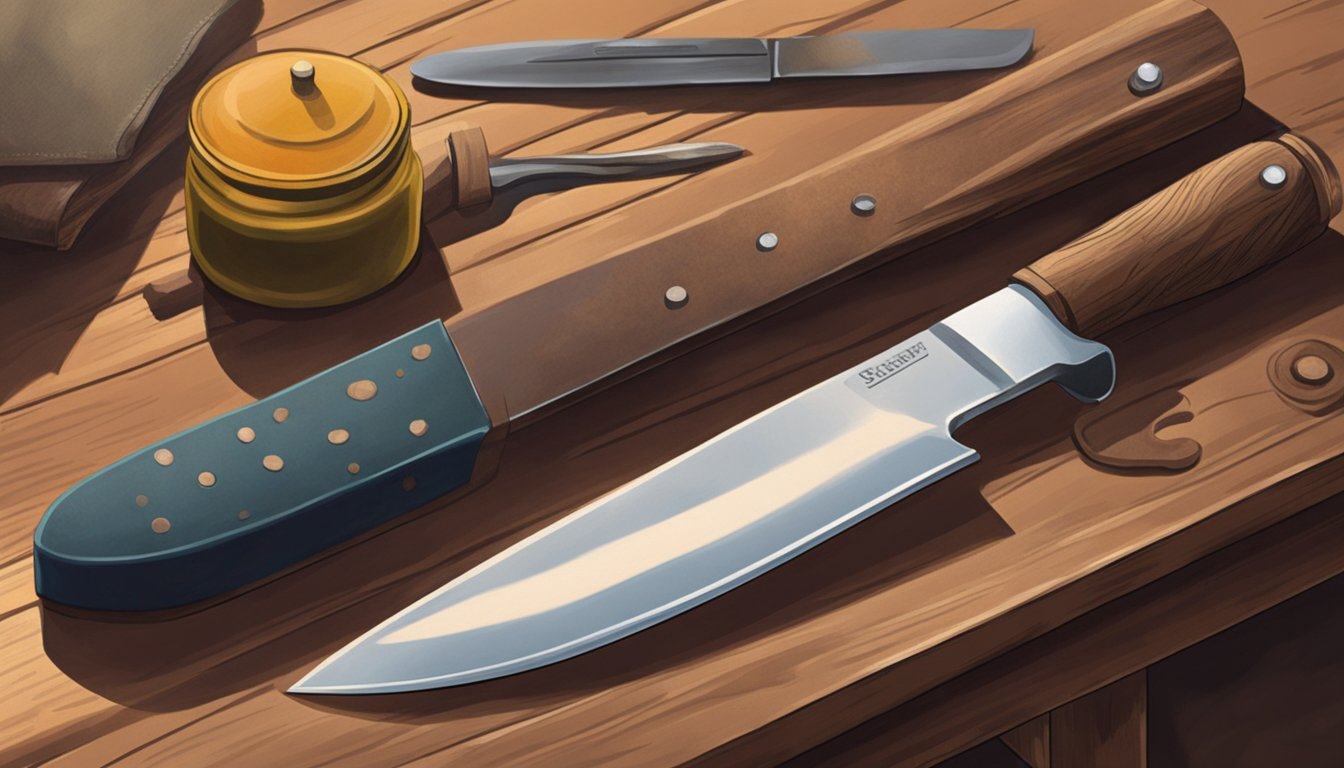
[{"left": 185, "top": 50, "right": 421, "bottom": 308}]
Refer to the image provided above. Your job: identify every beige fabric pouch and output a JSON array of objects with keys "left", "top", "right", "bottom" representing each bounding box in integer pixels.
[{"left": 0, "top": 0, "right": 237, "bottom": 165}]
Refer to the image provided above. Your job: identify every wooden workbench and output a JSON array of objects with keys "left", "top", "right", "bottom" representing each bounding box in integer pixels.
[{"left": 3, "top": 0, "right": 1344, "bottom": 766}]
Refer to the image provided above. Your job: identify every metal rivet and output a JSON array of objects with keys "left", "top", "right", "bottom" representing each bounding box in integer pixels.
[
  {"left": 328, "top": 428, "right": 350, "bottom": 445},
  {"left": 1128, "top": 62, "right": 1163, "bottom": 95},
  {"left": 347, "top": 380, "right": 378, "bottom": 401},
  {"left": 756, "top": 232, "right": 779, "bottom": 251},
  {"left": 1292, "top": 354, "right": 1332, "bottom": 384},
  {"left": 1260, "top": 164, "right": 1287, "bottom": 189},
  {"left": 273, "top": 407, "right": 289, "bottom": 423},
  {"left": 395, "top": 368, "right": 406, "bottom": 378},
  {"left": 411, "top": 344, "right": 432, "bottom": 361},
  {"left": 135, "top": 494, "right": 149, "bottom": 507},
  {"left": 402, "top": 476, "right": 417, "bottom": 492},
  {"left": 237, "top": 427, "right": 256, "bottom": 443},
  {"left": 263, "top": 454, "right": 284, "bottom": 472},
  {"left": 664, "top": 285, "right": 689, "bottom": 309},
  {"left": 238, "top": 510, "right": 251, "bottom": 521},
  {"left": 198, "top": 471, "right": 216, "bottom": 488},
  {"left": 347, "top": 462, "right": 361, "bottom": 475},
  {"left": 153, "top": 448, "right": 174, "bottom": 466},
  {"left": 851, "top": 195, "right": 877, "bottom": 216},
  {"left": 150, "top": 517, "right": 171, "bottom": 534},
  {"left": 409, "top": 419, "right": 428, "bottom": 437}
]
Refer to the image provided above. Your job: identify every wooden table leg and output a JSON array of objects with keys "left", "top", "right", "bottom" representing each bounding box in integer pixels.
[{"left": 1050, "top": 671, "right": 1147, "bottom": 767}]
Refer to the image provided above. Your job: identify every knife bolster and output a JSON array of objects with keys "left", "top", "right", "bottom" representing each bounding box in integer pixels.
[{"left": 33, "top": 321, "right": 490, "bottom": 611}]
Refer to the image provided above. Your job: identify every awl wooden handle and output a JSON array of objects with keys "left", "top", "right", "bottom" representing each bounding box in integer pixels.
[{"left": 1014, "top": 133, "right": 1342, "bottom": 337}]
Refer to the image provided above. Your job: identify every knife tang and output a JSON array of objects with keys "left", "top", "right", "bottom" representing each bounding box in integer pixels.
[{"left": 1014, "top": 135, "right": 1342, "bottom": 337}]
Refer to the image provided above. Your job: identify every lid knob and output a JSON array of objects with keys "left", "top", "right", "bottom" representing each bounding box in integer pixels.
[{"left": 291, "top": 60, "right": 316, "bottom": 95}]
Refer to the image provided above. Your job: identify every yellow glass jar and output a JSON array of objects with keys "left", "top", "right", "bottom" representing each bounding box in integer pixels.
[{"left": 186, "top": 50, "right": 421, "bottom": 308}]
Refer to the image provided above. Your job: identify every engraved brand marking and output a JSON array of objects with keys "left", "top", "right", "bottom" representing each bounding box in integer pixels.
[
  {"left": 153, "top": 448, "right": 174, "bottom": 466},
  {"left": 273, "top": 407, "right": 289, "bottom": 423},
  {"left": 347, "top": 380, "right": 378, "bottom": 401},
  {"left": 854, "top": 342, "right": 929, "bottom": 389}
]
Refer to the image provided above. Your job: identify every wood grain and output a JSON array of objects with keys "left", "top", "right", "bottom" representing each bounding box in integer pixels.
[
  {"left": 783, "top": 479, "right": 1344, "bottom": 767},
  {"left": 1001, "top": 716, "right": 1050, "bottom": 768},
  {"left": 1014, "top": 138, "right": 1339, "bottom": 336},
  {"left": 1050, "top": 671, "right": 1148, "bottom": 768}
]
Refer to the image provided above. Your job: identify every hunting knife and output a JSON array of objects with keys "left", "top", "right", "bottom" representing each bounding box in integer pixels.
[{"left": 292, "top": 135, "right": 1341, "bottom": 694}]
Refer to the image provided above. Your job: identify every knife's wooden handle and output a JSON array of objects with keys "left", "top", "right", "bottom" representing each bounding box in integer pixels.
[
  {"left": 420, "top": 125, "right": 494, "bottom": 221},
  {"left": 1014, "top": 134, "right": 1341, "bottom": 338}
]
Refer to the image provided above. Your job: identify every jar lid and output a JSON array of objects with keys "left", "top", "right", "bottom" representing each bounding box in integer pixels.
[{"left": 189, "top": 50, "right": 408, "bottom": 191}]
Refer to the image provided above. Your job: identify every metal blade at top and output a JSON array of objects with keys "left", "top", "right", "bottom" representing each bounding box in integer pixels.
[
  {"left": 773, "top": 28, "right": 1033, "bottom": 78},
  {"left": 291, "top": 286, "right": 1112, "bottom": 694},
  {"left": 409, "top": 29, "right": 1032, "bottom": 89},
  {"left": 410, "top": 38, "right": 773, "bottom": 89}
]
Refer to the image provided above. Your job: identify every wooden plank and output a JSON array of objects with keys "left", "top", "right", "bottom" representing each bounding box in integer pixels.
[
  {"left": 1050, "top": 672, "right": 1148, "bottom": 768},
  {"left": 779, "top": 480, "right": 1344, "bottom": 767},
  {"left": 1001, "top": 716, "right": 1050, "bottom": 768},
  {"left": 1, "top": 0, "right": 1194, "bottom": 417}
]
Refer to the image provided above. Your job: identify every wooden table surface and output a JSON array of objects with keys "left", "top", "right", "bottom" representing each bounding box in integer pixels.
[{"left": 3, "top": 0, "right": 1344, "bottom": 766}]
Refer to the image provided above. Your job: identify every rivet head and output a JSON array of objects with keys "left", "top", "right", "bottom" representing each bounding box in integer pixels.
[
  {"left": 198, "top": 471, "right": 216, "bottom": 488},
  {"left": 150, "top": 517, "right": 171, "bottom": 534},
  {"left": 664, "top": 285, "right": 689, "bottom": 309},
  {"left": 347, "top": 380, "right": 378, "bottom": 401},
  {"left": 402, "top": 476, "right": 417, "bottom": 492},
  {"left": 272, "top": 407, "right": 289, "bottom": 424},
  {"left": 237, "top": 427, "right": 256, "bottom": 443},
  {"left": 135, "top": 494, "right": 149, "bottom": 507},
  {"left": 1260, "top": 164, "right": 1287, "bottom": 189},
  {"left": 153, "top": 448, "right": 174, "bottom": 466},
  {"left": 756, "top": 232, "right": 779, "bottom": 251},
  {"left": 1292, "top": 354, "right": 1332, "bottom": 384},
  {"left": 411, "top": 344, "right": 432, "bottom": 361},
  {"left": 409, "top": 419, "right": 428, "bottom": 437},
  {"left": 263, "top": 454, "right": 285, "bottom": 472},
  {"left": 327, "top": 428, "right": 350, "bottom": 445},
  {"left": 1128, "top": 62, "right": 1163, "bottom": 95},
  {"left": 238, "top": 510, "right": 251, "bottom": 521},
  {"left": 851, "top": 195, "right": 877, "bottom": 216}
]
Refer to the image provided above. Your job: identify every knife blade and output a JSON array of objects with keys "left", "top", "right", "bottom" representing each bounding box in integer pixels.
[
  {"left": 409, "top": 29, "right": 1035, "bottom": 89},
  {"left": 291, "top": 135, "right": 1341, "bottom": 694}
]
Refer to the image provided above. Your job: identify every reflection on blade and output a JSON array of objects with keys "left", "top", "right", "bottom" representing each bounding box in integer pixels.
[{"left": 292, "top": 287, "right": 1113, "bottom": 694}]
